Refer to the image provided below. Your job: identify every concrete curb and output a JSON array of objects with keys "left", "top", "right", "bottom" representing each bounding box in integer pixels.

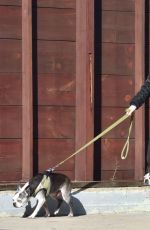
[{"left": 1, "top": 187, "right": 150, "bottom": 217}]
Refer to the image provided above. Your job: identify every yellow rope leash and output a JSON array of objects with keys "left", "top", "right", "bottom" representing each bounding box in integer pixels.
[
  {"left": 121, "top": 115, "right": 133, "bottom": 160},
  {"left": 51, "top": 113, "right": 133, "bottom": 171}
]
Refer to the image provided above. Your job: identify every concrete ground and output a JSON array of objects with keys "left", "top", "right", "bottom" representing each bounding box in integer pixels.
[{"left": 0, "top": 212, "right": 150, "bottom": 230}]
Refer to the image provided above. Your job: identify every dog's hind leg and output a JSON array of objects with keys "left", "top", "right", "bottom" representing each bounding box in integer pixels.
[
  {"left": 61, "top": 184, "right": 73, "bottom": 217},
  {"left": 43, "top": 202, "right": 50, "bottom": 217},
  {"left": 28, "top": 190, "right": 46, "bottom": 218},
  {"left": 54, "top": 197, "right": 63, "bottom": 215}
]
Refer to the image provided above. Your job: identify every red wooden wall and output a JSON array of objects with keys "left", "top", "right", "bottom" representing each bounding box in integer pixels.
[
  {"left": 0, "top": 0, "right": 22, "bottom": 181},
  {"left": 0, "top": 0, "right": 94, "bottom": 182},
  {"left": 0, "top": 0, "right": 146, "bottom": 183},
  {"left": 0, "top": 0, "right": 77, "bottom": 182},
  {"left": 94, "top": 0, "right": 135, "bottom": 181},
  {"left": 32, "top": 1, "right": 76, "bottom": 179}
]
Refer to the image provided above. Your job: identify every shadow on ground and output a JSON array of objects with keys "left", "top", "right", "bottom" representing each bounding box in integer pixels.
[{"left": 23, "top": 196, "right": 86, "bottom": 217}]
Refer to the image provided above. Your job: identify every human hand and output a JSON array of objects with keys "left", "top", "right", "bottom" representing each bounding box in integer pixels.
[{"left": 126, "top": 105, "right": 136, "bottom": 116}]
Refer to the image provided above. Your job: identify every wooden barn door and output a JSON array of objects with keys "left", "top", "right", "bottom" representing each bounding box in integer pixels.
[
  {"left": 0, "top": 0, "right": 146, "bottom": 183},
  {"left": 31, "top": 1, "right": 76, "bottom": 180},
  {"left": 31, "top": 0, "right": 94, "bottom": 181},
  {"left": 94, "top": 0, "right": 136, "bottom": 181},
  {"left": 0, "top": 0, "right": 22, "bottom": 181},
  {"left": 0, "top": 0, "right": 94, "bottom": 182}
]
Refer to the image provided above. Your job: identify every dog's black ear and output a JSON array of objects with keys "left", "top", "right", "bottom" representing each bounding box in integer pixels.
[{"left": 25, "top": 186, "right": 31, "bottom": 196}]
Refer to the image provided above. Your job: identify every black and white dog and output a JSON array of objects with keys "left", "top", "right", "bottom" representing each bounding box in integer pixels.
[{"left": 12, "top": 170, "right": 73, "bottom": 218}]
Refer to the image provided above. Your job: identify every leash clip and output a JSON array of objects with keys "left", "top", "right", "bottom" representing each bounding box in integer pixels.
[{"left": 47, "top": 167, "right": 55, "bottom": 172}]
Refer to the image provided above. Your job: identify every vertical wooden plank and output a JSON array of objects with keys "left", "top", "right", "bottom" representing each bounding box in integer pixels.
[
  {"left": 86, "top": 0, "right": 94, "bottom": 180},
  {"left": 22, "top": 0, "right": 33, "bottom": 180},
  {"left": 75, "top": 0, "right": 94, "bottom": 181},
  {"left": 134, "top": 0, "right": 145, "bottom": 180}
]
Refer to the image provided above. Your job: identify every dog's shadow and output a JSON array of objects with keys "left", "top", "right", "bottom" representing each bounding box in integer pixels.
[{"left": 23, "top": 196, "right": 86, "bottom": 217}]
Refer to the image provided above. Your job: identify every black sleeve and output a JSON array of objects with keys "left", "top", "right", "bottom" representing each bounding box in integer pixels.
[{"left": 130, "top": 74, "right": 150, "bottom": 109}]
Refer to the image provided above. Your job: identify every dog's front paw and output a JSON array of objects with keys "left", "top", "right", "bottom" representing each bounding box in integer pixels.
[
  {"left": 68, "top": 213, "right": 73, "bottom": 217},
  {"left": 45, "top": 213, "right": 50, "bottom": 217},
  {"left": 54, "top": 209, "right": 60, "bottom": 216},
  {"left": 28, "top": 215, "right": 36, "bottom": 219}
]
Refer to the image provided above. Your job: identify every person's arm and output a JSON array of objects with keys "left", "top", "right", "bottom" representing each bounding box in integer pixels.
[
  {"left": 130, "top": 74, "right": 150, "bottom": 109},
  {"left": 126, "top": 74, "right": 150, "bottom": 115}
]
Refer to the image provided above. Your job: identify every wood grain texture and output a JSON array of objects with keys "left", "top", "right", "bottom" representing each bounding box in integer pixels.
[
  {"left": 37, "top": 41, "right": 75, "bottom": 74},
  {"left": 37, "top": 74, "right": 75, "bottom": 106},
  {"left": 0, "top": 0, "right": 21, "bottom": 6},
  {"left": 0, "top": 40, "right": 21, "bottom": 73},
  {"left": 101, "top": 11, "right": 134, "bottom": 43},
  {"left": 0, "top": 3, "right": 22, "bottom": 182},
  {"left": 0, "top": 106, "right": 21, "bottom": 138},
  {"left": 35, "top": 8, "right": 75, "bottom": 41},
  {"left": 37, "top": 106, "right": 75, "bottom": 138},
  {"left": 95, "top": 75, "right": 134, "bottom": 107},
  {"left": 0, "top": 74, "right": 21, "bottom": 105},
  {"left": 0, "top": 139, "right": 22, "bottom": 181},
  {"left": 0, "top": 6, "right": 21, "bottom": 39},
  {"left": 31, "top": 1, "right": 76, "bottom": 181},
  {"left": 100, "top": 43, "right": 134, "bottom": 75},
  {"left": 22, "top": 0, "right": 33, "bottom": 180},
  {"left": 75, "top": 0, "right": 94, "bottom": 181},
  {"left": 34, "top": 0, "right": 75, "bottom": 9},
  {"left": 101, "top": 0, "right": 135, "bottom": 12},
  {"left": 37, "top": 139, "right": 74, "bottom": 170},
  {"left": 94, "top": 0, "right": 136, "bottom": 182}
]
